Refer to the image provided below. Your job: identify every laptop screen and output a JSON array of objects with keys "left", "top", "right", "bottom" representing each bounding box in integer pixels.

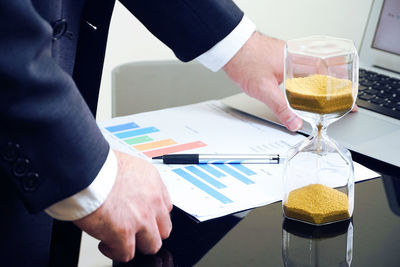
[{"left": 372, "top": 0, "right": 400, "bottom": 56}]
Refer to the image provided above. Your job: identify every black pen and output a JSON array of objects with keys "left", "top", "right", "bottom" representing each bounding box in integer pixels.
[{"left": 152, "top": 154, "right": 284, "bottom": 164}]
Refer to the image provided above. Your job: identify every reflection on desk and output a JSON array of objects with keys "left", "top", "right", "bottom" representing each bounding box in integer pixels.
[
  {"left": 114, "top": 208, "right": 242, "bottom": 267},
  {"left": 382, "top": 175, "right": 400, "bottom": 217},
  {"left": 114, "top": 159, "right": 400, "bottom": 267},
  {"left": 282, "top": 218, "right": 353, "bottom": 267}
]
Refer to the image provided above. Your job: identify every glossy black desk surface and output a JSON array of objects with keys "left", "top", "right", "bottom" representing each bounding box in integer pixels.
[{"left": 115, "top": 156, "right": 400, "bottom": 267}]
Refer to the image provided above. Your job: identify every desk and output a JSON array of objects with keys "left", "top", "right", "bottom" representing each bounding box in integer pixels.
[{"left": 114, "top": 154, "right": 400, "bottom": 267}]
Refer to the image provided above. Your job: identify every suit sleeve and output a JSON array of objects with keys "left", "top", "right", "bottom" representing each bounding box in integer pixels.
[
  {"left": 0, "top": 0, "right": 109, "bottom": 213},
  {"left": 119, "top": 0, "right": 244, "bottom": 62}
]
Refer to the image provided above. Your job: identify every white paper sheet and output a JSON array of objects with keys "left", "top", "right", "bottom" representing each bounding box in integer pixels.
[{"left": 99, "top": 100, "right": 379, "bottom": 221}]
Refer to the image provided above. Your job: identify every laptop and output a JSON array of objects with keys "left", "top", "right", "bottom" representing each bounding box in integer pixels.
[{"left": 222, "top": 0, "right": 400, "bottom": 168}]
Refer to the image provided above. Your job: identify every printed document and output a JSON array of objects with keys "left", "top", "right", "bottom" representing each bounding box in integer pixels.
[{"left": 99, "top": 100, "right": 379, "bottom": 221}]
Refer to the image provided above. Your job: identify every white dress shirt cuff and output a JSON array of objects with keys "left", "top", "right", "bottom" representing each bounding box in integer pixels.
[
  {"left": 45, "top": 147, "right": 118, "bottom": 221},
  {"left": 196, "top": 15, "right": 256, "bottom": 72}
]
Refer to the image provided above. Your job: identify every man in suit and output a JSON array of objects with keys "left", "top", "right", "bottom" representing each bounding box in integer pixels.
[{"left": 0, "top": 0, "right": 302, "bottom": 266}]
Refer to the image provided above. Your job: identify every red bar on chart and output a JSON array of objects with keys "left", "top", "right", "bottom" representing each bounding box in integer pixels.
[{"left": 143, "top": 141, "right": 207, "bottom": 158}]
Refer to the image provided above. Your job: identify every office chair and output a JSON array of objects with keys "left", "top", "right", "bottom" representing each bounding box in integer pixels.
[{"left": 111, "top": 60, "right": 241, "bottom": 117}]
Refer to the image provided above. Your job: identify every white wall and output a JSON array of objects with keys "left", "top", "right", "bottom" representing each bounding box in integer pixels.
[
  {"left": 83, "top": 1, "right": 373, "bottom": 266},
  {"left": 96, "top": 0, "right": 373, "bottom": 122}
]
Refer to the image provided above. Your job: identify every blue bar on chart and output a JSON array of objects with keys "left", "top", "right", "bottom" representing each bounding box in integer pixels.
[
  {"left": 185, "top": 166, "right": 226, "bottom": 189},
  {"left": 214, "top": 164, "right": 255, "bottom": 185},
  {"left": 198, "top": 164, "right": 226, "bottom": 178},
  {"left": 106, "top": 122, "right": 139, "bottom": 133},
  {"left": 115, "top": 127, "right": 159, "bottom": 139},
  {"left": 229, "top": 164, "right": 257, "bottom": 176},
  {"left": 173, "top": 169, "right": 232, "bottom": 204}
]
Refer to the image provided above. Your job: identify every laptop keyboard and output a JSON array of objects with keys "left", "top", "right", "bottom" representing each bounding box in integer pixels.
[{"left": 357, "top": 68, "right": 400, "bottom": 120}]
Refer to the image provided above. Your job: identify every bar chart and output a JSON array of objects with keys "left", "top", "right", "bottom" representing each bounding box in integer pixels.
[
  {"left": 100, "top": 101, "right": 311, "bottom": 221},
  {"left": 171, "top": 163, "right": 259, "bottom": 204},
  {"left": 106, "top": 122, "right": 206, "bottom": 158},
  {"left": 104, "top": 119, "right": 267, "bottom": 209}
]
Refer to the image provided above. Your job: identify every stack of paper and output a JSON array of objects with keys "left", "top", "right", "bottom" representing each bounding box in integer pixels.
[{"left": 99, "top": 100, "right": 379, "bottom": 221}]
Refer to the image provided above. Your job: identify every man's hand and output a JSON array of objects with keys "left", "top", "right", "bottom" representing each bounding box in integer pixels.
[
  {"left": 74, "top": 150, "right": 173, "bottom": 262},
  {"left": 223, "top": 32, "right": 302, "bottom": 131},
  {"left": 223, "top": 32, "right": 358, "bottom": 130}
]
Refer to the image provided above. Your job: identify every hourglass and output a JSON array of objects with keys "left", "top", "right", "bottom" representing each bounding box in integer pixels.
[{"left": 282, "top": 36, "right": 358, "bottom": 225}]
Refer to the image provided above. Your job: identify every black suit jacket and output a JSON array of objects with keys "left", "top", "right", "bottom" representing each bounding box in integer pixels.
[{"left": 0, "top": 0, "right": 243, "bottom": 266}]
